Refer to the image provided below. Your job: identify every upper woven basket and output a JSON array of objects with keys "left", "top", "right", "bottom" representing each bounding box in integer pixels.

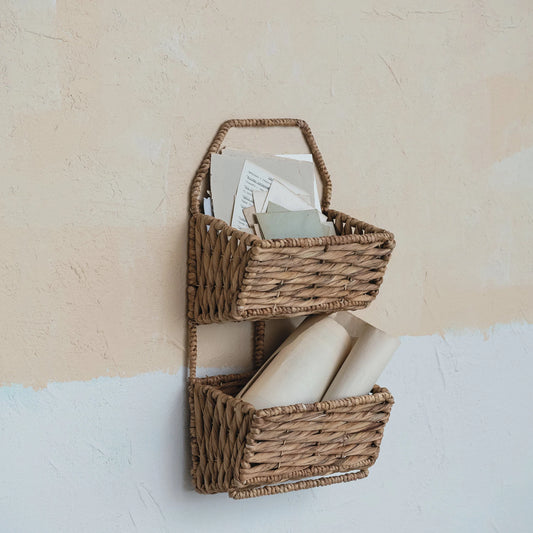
[{"left": 188, "top": 118, "right": 395, "bottom": 324}]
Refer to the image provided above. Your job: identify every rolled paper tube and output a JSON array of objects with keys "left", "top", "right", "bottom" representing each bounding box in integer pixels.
[
  {"left": 238, "top": 316, "right": 352, "bottom": 409},
  {"left": 237, "top": 314, "right": 328, "bottom": 400},
  {"left": 332, "top": 311, "right": 367, "bottom": 341},
  {"left": 321, "top": 324, "right": 400, "bottom": 401}
]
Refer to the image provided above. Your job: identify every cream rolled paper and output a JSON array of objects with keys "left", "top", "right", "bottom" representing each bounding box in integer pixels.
[
  {"left": 321, "top": 324, "right": 400, "bottom": 401},
  {"left": 237, "top": 316, "right": 353, "bottom": 409},
  {"left": 333, "top": 311, "right": 367, "bottom": 341}
]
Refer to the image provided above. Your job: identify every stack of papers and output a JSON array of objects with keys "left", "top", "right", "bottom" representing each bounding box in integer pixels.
[{"left": 207, "top": 149, "right": 336, "bottom": 239}]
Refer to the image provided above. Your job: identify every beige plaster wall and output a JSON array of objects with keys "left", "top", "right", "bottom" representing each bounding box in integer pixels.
[{"left": 1, "top": 0, "right": 531, "bottom": 386}]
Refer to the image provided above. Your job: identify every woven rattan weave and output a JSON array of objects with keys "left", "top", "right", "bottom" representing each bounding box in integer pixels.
[
  {"left": 188, "top": 321, "right": 394, "bottom": 499},
  {"left": 187, "top": 119, "right": 395, "bottom": 498},
  {"left": 188, "top": 118, "right": 395, "bottom": 323}
]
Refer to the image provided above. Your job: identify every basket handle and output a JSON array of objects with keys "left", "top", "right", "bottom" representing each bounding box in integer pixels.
[{"left": 189, "top": 118, "right": 333, "bottom": 215}]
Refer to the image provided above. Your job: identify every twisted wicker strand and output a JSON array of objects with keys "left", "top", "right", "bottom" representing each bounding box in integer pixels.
[
  {"left": 187, "top": 320, "right": 198, "bottom": 379},
  {"left": 230, "top": 469, "right": 369, "bottom": 499},
  {"left": 253, "top": 321, "right": 266, "bottom": 369}
]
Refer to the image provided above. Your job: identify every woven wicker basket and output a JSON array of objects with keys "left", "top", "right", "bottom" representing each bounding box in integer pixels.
[
  {"left": 188, "top": 118, "right": 395, "bottom": 324},
  {"left": 187, "top": 321, "right": 394, "bottom": 499},
  {"left": 187, "top": 119, "right": 395, "bottom": 498}
]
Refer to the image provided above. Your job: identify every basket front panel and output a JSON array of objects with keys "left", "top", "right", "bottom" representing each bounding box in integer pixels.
[
  {"left": 189, "top": 377, "right": 254, "bottom": 494},
  {"left": 237, "top": 395, "right": 393, "bottom": 488},
  {"left": 237, "top": 210, "right": 394, "bottom": 319}
]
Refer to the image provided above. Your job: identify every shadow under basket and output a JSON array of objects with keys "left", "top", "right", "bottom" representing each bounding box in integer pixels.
[
  {"left": 188, "top": 356, "right": 394, "bottom": 499},
  {"left": 187, "top": 118, "right": 395, "bottom": 324}
]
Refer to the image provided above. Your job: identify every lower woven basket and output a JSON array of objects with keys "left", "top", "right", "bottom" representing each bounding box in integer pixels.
[{"left": 188, "top": 327, "right": 394, "bottom": 500}]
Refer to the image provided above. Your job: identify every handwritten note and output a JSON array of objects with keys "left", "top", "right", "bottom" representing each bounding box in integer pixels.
[{"left": 231, "top": 161, "right": 277, "bottom": 230}]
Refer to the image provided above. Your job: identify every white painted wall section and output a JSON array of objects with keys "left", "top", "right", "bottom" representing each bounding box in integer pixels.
[{"left": 1, "top": 324, "right": 531, "bottom": 532}]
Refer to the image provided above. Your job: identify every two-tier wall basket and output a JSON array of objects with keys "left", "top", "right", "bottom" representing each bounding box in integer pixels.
[{"left": 187, "top": 118, "right": 396, "bottom": 499}]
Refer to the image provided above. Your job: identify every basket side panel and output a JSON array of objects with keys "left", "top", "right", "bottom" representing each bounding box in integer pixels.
[
  {"left": 189, "top": 379, "right": 253, "bottom": 494},
  {"left": 236, "top": 392, "right": 393, "bottom": 489},
  {"left": 188, "top": 214, "right": 253, "bottom": 324}
]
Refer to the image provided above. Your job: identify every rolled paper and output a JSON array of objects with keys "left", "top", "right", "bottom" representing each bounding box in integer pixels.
[
  {"left": 321, "top": 324, "right": 400, "bottom": 401},
  {"left": 237, "top": 314, "right": 330, "bottom": 401},
  {"left": 332, "top": 311, "right": 367, "bottom": 342},
  {"left": 238, "top": 316, "right": 352, "bottom": 409}
]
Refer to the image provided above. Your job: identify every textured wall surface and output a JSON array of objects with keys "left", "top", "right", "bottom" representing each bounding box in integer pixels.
[
  {"left": 1, "top": 1, "right": 532, "bottom": 531},
  {"left": 2, "top": 325, "right": 532, "bottom": 532},
  {"left": 1, "top": 0, "right": 532, "bottom": 385}
]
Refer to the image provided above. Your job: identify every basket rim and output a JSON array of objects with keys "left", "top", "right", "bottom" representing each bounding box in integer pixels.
[
  {"left": 190, "top": 373, "right": 393, "bottom": 415},
  {"left": 233, "top": 299, "right": 373, "bottom": 322},
  {"left": 191, "top": 211, "right": 395, "bottom": 248},
  {"left": 191, "top": 298, "right": 376, "bottom": 324}
]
